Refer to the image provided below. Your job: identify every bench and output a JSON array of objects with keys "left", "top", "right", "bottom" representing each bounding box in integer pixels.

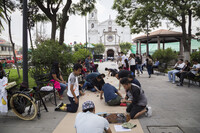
[
  {"left": 187, "top": 70, "right": 200, "bottom": 87},
  {"left": 33, "top": 73, "right": 57, "bottom": 112}
]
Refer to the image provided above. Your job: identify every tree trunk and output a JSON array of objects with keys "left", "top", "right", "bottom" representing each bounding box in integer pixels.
[
  {"left": 3, "top": 0, "right": 20, "bottom": 78},
  {"left": 181, "top": 14, "right": 190, "bottom": 61},
  {"left": 51, "top": 15, "right": 57, "bottom": 40},
  {"left": 28, "top": 25, "right": 34, "bottom": 51},
  {"left": 59, "top": 0, "right": 72, "bottom": 45},
  {"left": 188, "top": 9, "right": 192, "bottom": 60}
]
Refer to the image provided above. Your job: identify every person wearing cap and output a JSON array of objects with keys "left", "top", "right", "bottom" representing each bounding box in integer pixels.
[
  {"left": 55, "top": 63, "right": 82, "bottom": 112},
  {"left": 75, "top": 101, "right": 112, "bottom": 133}
]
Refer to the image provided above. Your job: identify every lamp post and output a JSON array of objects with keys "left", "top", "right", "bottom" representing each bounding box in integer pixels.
[
  {"left": 146, "top": 17, "right": 149, "bottom": 55},
  {"left": 22, "top": 0, "right": 28, "bottom": 85},
  {"left": 85, "top": 14, "right": 88, "bottom": 49}
]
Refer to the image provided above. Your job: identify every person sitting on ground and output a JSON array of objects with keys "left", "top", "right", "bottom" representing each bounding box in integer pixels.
[
  {"left": 177, "top": 59, "right": 200, "bottom": 86},
  {"left": 55, "top": 63, "right": 82, "bottom": 112},
  {"left": 127, "top": 74, "right": 141, "bottom": 87},
  {"left": 105, "top": 68, "right": 118, "bottom": 77},
  {"left": 152, "top": 58, "right": 160, "bottom": 74},
  {"left": 79, "top": 81, "right": 85, "bottom": 96},
  {"left": 100, "top": 83, "right": 123, "bottom": 106},
  {"left": 168, "top": 59, "right": 185, "bottom": 84},
  {"left": 75, "top": 101, "right": 112, "bottom": 133},
  {"left": 50, "top": 62, "right": 67, "bottom": 100},
  {"left": 115, "top": 69, "right": 134, "bottom": 90},
  {"left": 120, "top": 77, "right": 152, "bottom": 119}
]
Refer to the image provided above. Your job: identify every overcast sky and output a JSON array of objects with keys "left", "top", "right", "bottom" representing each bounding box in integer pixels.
[{"left": 1, "top": 0, "right": 200, "bottom": 48}]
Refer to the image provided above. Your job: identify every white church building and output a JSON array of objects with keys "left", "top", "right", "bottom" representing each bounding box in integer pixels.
[{"left": 88, "top": 9, "right": 131, "bottom": 59}]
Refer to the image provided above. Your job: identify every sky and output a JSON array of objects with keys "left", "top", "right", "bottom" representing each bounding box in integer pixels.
[{"left": 0, "top": 0, "right": 200, "bottom": 48}]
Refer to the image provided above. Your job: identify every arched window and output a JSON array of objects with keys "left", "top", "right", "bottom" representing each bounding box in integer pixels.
[{"left": 91, "top": 23, "right": 94, "bottom": 28}]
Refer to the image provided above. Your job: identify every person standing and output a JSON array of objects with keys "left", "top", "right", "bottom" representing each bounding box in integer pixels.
[
  {"left": 55, "top": 64, "right": 82, "bottom": 112},
  {"left": 75, "top": 101, "right": 112, "bottom": 133},
  {"left": 129, "top": 53, "right": 136, "bottom": 76},
  {"left": 135, "top": 53, "right": 143, "bottom": 76},
  {"left": 146, "top": 55, "right": 153, "bottom": 78},
  {"left": 85, "top": 56, "right": 91, "bottom": 72}
]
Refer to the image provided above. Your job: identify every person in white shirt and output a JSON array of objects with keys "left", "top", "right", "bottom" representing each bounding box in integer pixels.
[
  {"left": 55, "top": 63, "right": 82, "bottom": 112},
  {"left": 168, "top": 59, "right": 185, "bottom": 84},
  {"left": 75, "top": 101, "right": 112, "bottom": 133},
  {"left": 128, "top": 53, "right": 136, "bottom": 76},
  {"left": 121, "top": 52, "right": 126, "bottom": 67}
]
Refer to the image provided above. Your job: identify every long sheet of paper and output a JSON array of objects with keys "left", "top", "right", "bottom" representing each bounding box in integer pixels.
[{"left": 114, "top": 125, "right": 131, "bottom": 132}]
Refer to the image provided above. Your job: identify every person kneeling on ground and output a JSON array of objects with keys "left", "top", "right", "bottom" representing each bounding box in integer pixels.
[
  {"left": 120, "top": 78, "right": 152, "bottom": 119},
  {"left": 127, "top": 74, "right": 141, "bottom": 87},
  {"left": 100, "top": 83, "right": 123, "bottom": 106},
  {"left": 55, "top": 63, "right": 82, "bottom": 112},
  {"left": 75, "top": 101, "right": 112, "bottom": 133},
  {"left": 105, "top": 68, "right": 118, "bottom": 77}
]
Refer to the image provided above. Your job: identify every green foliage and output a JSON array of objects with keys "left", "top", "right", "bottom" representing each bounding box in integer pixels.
[
  {"left": 74, "top": 44, "right": 85, "bottom": 51},
  {"left": 31, "top": 40, "right": 72, "bottom": 76},
  {"left": 73, "top": 49, "right": 92, "bottom": 63},
  {"left": 152, "top": 48, "right": 178, "bottom": 65},
  {"left": 5, "top": 69, "right": 36, "bottom": 88},
  {"left": 191, "top": 49, "right": 200, "bottom": 63},
  {"left": 119, "top": 42, "right": 132, "bottom": 55},
  {"left": 93, "top": 43, "right": 105, "bottom": 55}
]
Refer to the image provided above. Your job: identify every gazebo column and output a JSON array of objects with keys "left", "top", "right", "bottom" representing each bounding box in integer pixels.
[
  {"left": 139, "top": 40, "right": 141, "bottom": 55},
  {"left": 136, "top": 41, "right": 138, "bottom": 54},
  {"left": 179, "top": 38, "right": 184, "bottom": 58},
  {"left": 162, "top": 38, "right": 165, "bottom": 50},
  {"left": 157, "top": 36, "right": 160, "bottom": 50}
]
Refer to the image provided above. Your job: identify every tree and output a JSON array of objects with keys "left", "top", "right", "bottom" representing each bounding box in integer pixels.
[
  {"left": 0, "top": 0, "right": 6, "bottom": 32},
  {"left": 73, "top": 49, "right": 92, "bottom": 63},
  {"left": 113, "top": 0, "right": 200, "bottom": 61},
  {"left": 93, "top": 43, "right": 105, "bottom": 55},
  {"left": 2, "top": 0, "right": 20, "bottom": 78},
  {"left": 74, "top": 43, "right": 84, "bottom": 51},
  {"left": 119, "top": 42, "right": 132, "bottom": 55},
  {"left": 33, "top": 0, "right": 96, "bottom": 45}
]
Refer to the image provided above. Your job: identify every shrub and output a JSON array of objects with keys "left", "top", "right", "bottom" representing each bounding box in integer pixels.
[
  {"left": 72, "top": 49, "right": 92, "bottom": 63},
  {"left": 191, "top": 48, "right": 200, "bottom": 63},
  {"left": 152, "top": 48, "right": 178, "bottom": 65},
  {"left": 31, "top": 40, "right": 73, "bottom": 78}
]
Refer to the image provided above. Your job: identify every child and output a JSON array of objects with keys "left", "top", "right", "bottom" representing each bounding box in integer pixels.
[{"left": 55, "top": 63, "right": 82, "bottom": 112}]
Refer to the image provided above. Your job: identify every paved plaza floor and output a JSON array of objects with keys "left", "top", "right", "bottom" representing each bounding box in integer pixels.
[{"left": 0, "top": 61, "right": 200, "bottom": 133}]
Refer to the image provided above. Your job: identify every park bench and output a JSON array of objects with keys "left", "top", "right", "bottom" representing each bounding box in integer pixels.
[
  {"left": 33, "top": 73, "right": 57, "bottom": 113},
  {"left": 154, "top": 63, "right": 167, "bottom": 76},
  {"left": 187, "top": 70, "right": 200, "bottom": 87}
]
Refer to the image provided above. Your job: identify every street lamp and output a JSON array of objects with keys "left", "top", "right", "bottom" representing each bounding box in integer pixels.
[{"left": 85, "top": 14, "right": 88, "bottom": 49}]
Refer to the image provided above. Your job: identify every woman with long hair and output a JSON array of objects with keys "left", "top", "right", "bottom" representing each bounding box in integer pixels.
[
  {"left": 50, "top": 62, "right": 67, "bottom": 100},
  {"left": 0, "top": 63, "right": 6, "bottom": 79},
  {"left": 124, "top": 59, "right": 129, "bottom": 70}
]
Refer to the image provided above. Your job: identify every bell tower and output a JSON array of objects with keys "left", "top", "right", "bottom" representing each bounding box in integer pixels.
[{"left": 88, "top": 8, "right": 98, "bottom": 44}]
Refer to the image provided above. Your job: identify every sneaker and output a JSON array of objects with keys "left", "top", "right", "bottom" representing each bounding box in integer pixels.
[
  {"left": 149, "top": 75, "right": 151, "bottom": 78},
  {"left": 177, "top": 83, "right": 183, "bottom": 86},
  {"left": 145, "top": 106, "right": 152, "bottom": 117},
  {"left": 172, "top": 81, "right": 175, "bottom": 84},
  {"left": 55, "top": 102, "right": 64, "bottom": 111}
]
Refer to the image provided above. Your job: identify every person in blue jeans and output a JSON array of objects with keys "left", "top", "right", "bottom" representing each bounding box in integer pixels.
[
  {"left": 146, "top": 55, "right": 153, "bottom": 78},
  {"left": 168, "top": 59, "right": 185, "bottom": 84},
  {"left": 50, "top": 62, "right": 67, "bottom": 100},
  {"left": 100, "top": 83, "right": 123, "bottom": 106}
]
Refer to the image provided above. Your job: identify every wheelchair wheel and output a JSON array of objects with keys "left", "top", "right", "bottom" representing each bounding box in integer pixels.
[{"left": 10, "top": 93, "right": 38, "bottom": 120}]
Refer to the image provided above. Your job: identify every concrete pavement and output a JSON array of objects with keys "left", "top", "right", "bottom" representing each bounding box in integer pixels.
[{"left": 0, "top": 61, "right": 200, "bottom": 133}]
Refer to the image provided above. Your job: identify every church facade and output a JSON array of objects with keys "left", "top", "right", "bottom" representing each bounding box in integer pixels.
[{"left": 88, "top": 9, "right": 131, "bottom": 59}]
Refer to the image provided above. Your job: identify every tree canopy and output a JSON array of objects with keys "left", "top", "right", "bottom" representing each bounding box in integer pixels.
[{"left": 119, "top": 42, "right": 132, "bottom": 55}]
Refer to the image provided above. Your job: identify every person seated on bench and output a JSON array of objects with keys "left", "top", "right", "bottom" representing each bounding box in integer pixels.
[
  {"left": 50, "top": 62, "right": 67, "bottom": 100},
  {"left": 105, "top": 68, "right": 118, "bottom": 77},
  {"left": 168, "top": 59, "right": 185, "bottom": 84},
  {"left": 176, "top": 60, "right": 191, "bottom": 86},
  {"left": 177, "top": 59, "right": 200, "bottom": 86},
  {"left": 152, "top": 58, "right": 160, "bottom": 74},
  {"left": 75, "top": 101, "right": 112, "bottom": 133},
  {"left": 120, "top": 77, "right": 152, "bottom": 119},
  {"left": 82, "top": 73, "right": 105, "bottom": 92},
  {"left": 100, "top": 83, "right": 123, "bottom": 106}
]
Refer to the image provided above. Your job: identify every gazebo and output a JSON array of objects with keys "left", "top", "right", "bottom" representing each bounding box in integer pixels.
[{"left": 133, "top": 29, "right": 187, "bottom": 57}]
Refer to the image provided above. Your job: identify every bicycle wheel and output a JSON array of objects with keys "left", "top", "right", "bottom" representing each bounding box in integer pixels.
[{"left": 10, "top": 93, "right": 38, "bottom": 120}]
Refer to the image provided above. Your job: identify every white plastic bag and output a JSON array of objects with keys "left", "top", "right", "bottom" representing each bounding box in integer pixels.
[
  {"left": 40, "top": 86, "right": 53, "bottom": 91},
  {"left": 0, "top": 77, "right": 8, "bottom": 113}
]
